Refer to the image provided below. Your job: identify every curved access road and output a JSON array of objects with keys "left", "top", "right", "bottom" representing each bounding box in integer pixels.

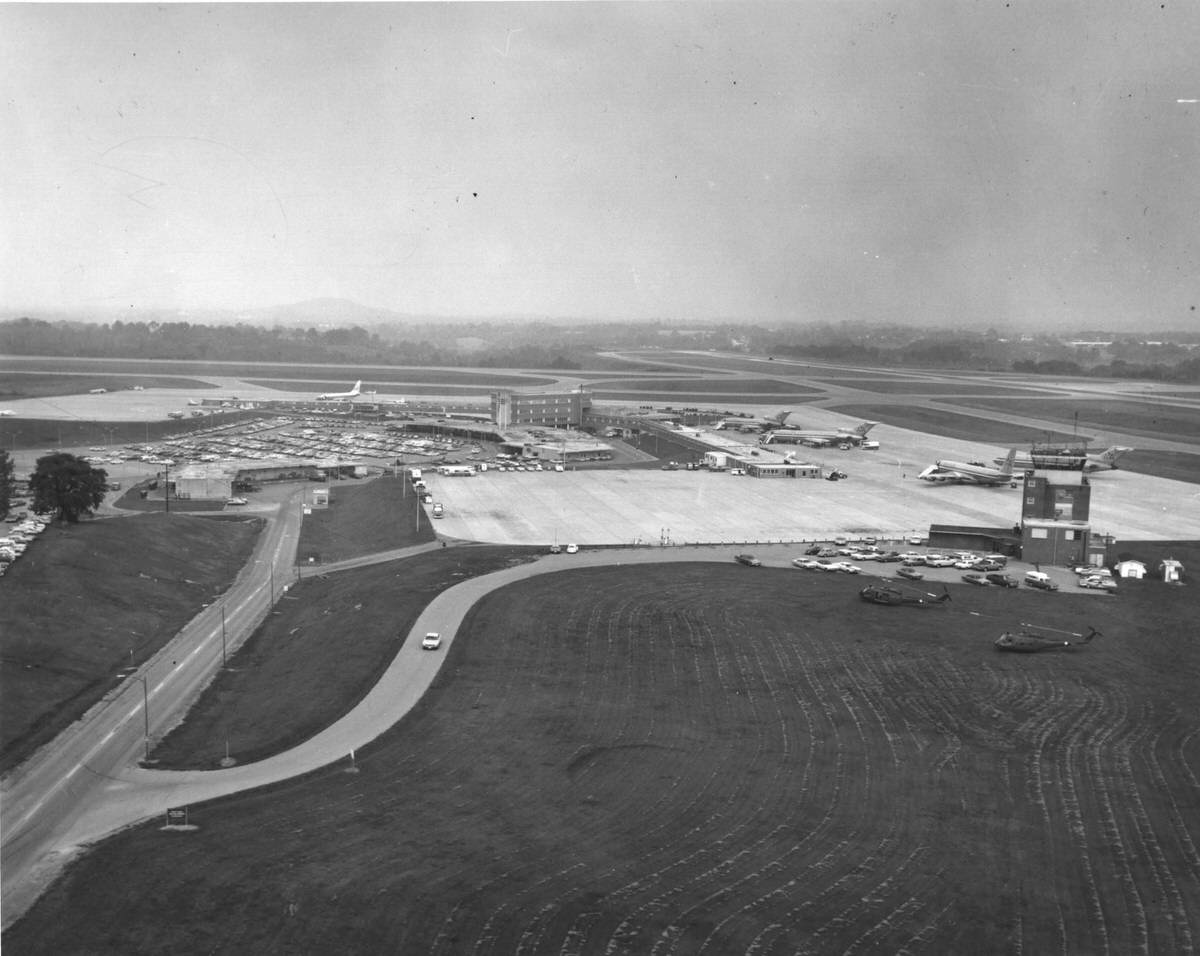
[{"left": 0, "top": 543, "right": 757, "bottom": 927}]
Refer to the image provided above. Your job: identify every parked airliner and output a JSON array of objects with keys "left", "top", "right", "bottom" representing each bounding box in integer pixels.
[
  {"left": 317, "top": 380, "right": 362, "bottom": 401},
  {"left": 761, "top": 421, "right": 878, "bottom": 448},
  {"left": 919, "top": 448, "right": 1019, "bottom": 486},
  {"left": 992, "top": 445, "right": 1133, "bottom": 473}
]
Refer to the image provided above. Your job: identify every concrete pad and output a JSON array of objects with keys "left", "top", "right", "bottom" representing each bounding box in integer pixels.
[{"left": 425, "top": 424, "right": 1200, "bottom": 545}]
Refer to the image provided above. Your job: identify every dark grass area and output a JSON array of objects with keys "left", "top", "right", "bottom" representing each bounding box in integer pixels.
[
  {"left": 0, "top": 409, "right": 264, "bottom": 453},
  {"left": 246, "top": 370, "right": 556, "bottom": 392},
  {"left": 113, "top": 481, "right": 229, "bottom": 513},
  {"left": 0, "top": 373, "right": 216, "bottom": 400},
  {"left": 149, "top": 545, "right": 544, "bottom": 769},
  {"left": 594, "top": 390, "right": 824, "bottom": 402},
  {"left": 0, "top": 513, "right": 262, "bottom": 773},
  {"left": 587, "top": 377, "right": 823, "bottom": 394},
  {"left": 832, "top": 402, "right": 1078, "bottom": 444},
  {"left": 823, "top": 380, "right": 1056, "bottom": 395},
  {"left": 6, "top": 556, "right": 1198, "bottom": 954},
  {"left": 933, "top": 396, "right": 1200, "bottom": 442},
  {"left": 295, "top": 473, "right": 436, "bottom": 564}
]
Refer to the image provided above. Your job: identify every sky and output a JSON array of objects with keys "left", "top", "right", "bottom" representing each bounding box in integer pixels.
[{"left": 2, "top": 2, "right": 1198, "bottom": 330}]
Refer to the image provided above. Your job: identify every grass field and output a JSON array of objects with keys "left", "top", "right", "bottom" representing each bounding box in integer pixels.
[
  {"left": 0, "top": 409, "right": 264, "bottom": 453},
  {"left": 935, "top": 397, "right": 1200, "bottom": 442},
  {"left": 0, "top": 513, "right": 262, "bottom": 773},
  {"left": 149, "top": 544, "right": 543, "bottom": 769},
  {"left": 6, "top": 559, "right": 1197, "bottom": 954},
  {"left": 818, "top": 380, "right": 1056, "bottom": 395},
  {"left": 0, "top": 374, "right": 215, "bottom": 400},
  {"left": 587, "top": 377, "right": 823, "bottom": 394},
  {"left": 832, "top": 402, "right": 1079, "bottom": 444},
  {"left": 295, "top": 473, "right": 435, "bottom": 563}
]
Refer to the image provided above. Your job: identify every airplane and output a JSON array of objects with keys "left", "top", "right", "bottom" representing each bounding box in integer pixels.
[
  {"left": 760, "top": 421, "right": 878, "bottom": 448},
  {"left": 317, "top": 380, "right": 362, "bottom": 401},
  {"left": 991, "top": 445, "right": 1133, "bottom": 472},
  {"left": 918, "top": 448, "right": 1019, "bottom": 486}
]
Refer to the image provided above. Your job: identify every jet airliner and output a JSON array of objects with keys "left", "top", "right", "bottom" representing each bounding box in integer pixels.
[
  {"left": 919, "top": 448, "right": 1019, "bottom": 486},
  {"left": 992, "top": 445, "right": 1133, "bottom": 473},
  {"left": 761, "top": 421, "right": 878, "bottom": 448},
  {"left": 317, "top": 380, "right": 362, "bottom": 401}
]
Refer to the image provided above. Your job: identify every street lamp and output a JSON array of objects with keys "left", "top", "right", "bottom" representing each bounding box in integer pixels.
[{"left": 131, "top": 674, "right": 150, "bottom": 761}]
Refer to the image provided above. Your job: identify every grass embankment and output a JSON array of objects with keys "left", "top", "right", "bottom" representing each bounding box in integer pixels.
[
  {"left": 6, "top": 550, "right": 1199, "bottom": 953},
  {"left": 295, "top": 473, "right": 436, "bottom": 563},
  {"left": 0, "top": 410, "right": 264, "bottom": 454},
  {"left": 0, "top": 513, "right": 262, "bottom": 774},
  {"left": 149, "top": 545, "right": 543, "bottom": 769},
  {"left": 0, "top": 374, "right": 215, "bottom": 401}
]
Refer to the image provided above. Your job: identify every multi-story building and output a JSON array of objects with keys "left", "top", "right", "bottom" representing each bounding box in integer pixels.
[{"left": 491, "top": 389, "right": 590, "bottom": 429}]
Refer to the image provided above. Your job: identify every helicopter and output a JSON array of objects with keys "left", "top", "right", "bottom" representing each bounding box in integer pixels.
[
  {"left": 994, "top": 625, "right": 1101, "bottom": 653},
  {"left": 859, "top": 583, "right": 951, "bottom": 607}
]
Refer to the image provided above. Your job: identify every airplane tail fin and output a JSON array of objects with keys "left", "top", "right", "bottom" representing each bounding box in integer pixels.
[
  {"left": 855, "top": 421, "right": 878, "bottom": 436},
  {"left": 1094, "top": 446, "right": 1131, "bottom": 466},
  {"left": 773, "top": 410, "right": 791, "bottom": 425},
  {"left": 999, "top": 448, "right": 1017, "bottom": 475},
  {"left": 351, "top": 380, "right": 362, "bottom": 395}
]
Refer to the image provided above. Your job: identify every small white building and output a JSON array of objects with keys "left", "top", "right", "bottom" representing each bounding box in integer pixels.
[
  {"left": 1114, "top": 559, "right": 1147, "bottom": 579},
  {"left": 1159, "top": 558, "right": 1185, "bottom": 583}
]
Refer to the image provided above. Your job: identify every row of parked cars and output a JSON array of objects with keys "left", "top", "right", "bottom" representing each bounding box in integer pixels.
[{"left": 0, "top": 515, "right": 49, "bottom": 575}]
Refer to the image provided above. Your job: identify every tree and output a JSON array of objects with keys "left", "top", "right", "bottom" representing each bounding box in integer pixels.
[
  {"left": 0, "top": 449, "right": 15, "bottom": 517},
  {"left": 28, "top": 453, "right": 108, "bottom": 523}
]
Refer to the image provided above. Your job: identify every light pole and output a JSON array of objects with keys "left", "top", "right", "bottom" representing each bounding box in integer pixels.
[
  {"left": 220, "top": 601, "right": 227, "bottom": 667},
  {"left": 132, "top": 674, "right": 150, "bottom": 761}
]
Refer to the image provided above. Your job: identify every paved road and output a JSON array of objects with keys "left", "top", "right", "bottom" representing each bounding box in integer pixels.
[{"left": 0, "top": 489, "right": 305, "bottom": 926}]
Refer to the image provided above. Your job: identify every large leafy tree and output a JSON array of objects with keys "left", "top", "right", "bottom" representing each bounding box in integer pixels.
[
  {"left": 0, "top": 450, "right": 15, "bottom": 516},
  {"left": 28, "top": 453, "right": 108, "bottom": 523}
]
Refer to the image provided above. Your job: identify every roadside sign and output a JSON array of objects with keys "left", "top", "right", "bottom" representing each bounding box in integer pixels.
[{"left": 166, "top": 807, "right": 188, "bottom": 826}]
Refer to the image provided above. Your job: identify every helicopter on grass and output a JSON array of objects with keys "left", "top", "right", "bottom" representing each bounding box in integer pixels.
[
  {"left": 994, "top": 625, "right": 1101, "bottom": 653},
  {"left": 859, "top": 582, "right": 951, "bottom": 607}
]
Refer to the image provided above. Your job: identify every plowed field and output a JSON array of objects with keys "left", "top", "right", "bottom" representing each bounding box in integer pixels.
[{"left": 8, "top": 564, "right": 1198, "bottom": 954}]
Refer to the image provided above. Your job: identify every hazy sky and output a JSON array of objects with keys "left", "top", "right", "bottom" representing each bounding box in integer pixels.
[{"left": 2, "top": 2, "right": 1198, "bottom": 329}]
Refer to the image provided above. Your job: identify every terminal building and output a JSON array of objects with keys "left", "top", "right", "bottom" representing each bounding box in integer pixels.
[{"left": 491, "top": 389, "right": 591, "bottom": 430}]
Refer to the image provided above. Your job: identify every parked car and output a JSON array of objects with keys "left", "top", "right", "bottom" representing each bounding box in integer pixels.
[
  {"left": 792, "top": 558, "right": 820, "bottom": 569},
  {"left": 986, "top": 573, "right": 1020, "bottom": 588},
  {"left": 971, "top": 560, "right": 1005, "bottom": 572},
  {"left": 565, "top": 543, "right": 579, "bottom": 554},
  {"left": 1024, "top": 571, "right": 1060, "bottom": 591},
  {"left": 735, "top": 553, "right": 761, "bottom": 567},
  {"left": 896, "top": 566, "right": 925, "bottom": 581},
  {"left": 804, "top": 545, "right": 823, "bottom": 555},
  {"left": 1079, "top": 575, "right": 1118, "bottom": 591},
  {"left": 962, "top": 572, "right": 991, "bottom": 586},
  {"left": 833, "top": 562, "right": 862, "bottom": 574},
  {"left": 875, "top": 552, "right": 902, "bottom": 563},
  {"left": 226, "top": 497, "right": 248, "bottom": 506},
  {"left": 925, "top": 555, "right": 957, "bottom": 568},
  {"left": 817, "top": 548, "right": 839, "bottom": 558},
  {"left": 549, "top": 544, "right": 561, "bottom": 554},
  {"left": 421, "top": 632, "right": 442, "bottom": 650},
  {"left": 815, "top": 560, "right": 839, "bottom": 572}
]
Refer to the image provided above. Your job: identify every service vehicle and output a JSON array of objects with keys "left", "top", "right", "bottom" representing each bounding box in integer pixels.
[
  {"left": 1024, "top": 571, "right": 1060, "bottom": 591},
  {"left": 565, "top": 543, "right": 579, "bottom": 554}
]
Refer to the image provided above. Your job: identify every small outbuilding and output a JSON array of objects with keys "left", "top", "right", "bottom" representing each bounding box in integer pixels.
[
  {"left": 1159, "top": 558, "right": 1185, "bottom": 583},
  {"left": 1114, "top": 559, "right": 1147, "bottom": 579}
]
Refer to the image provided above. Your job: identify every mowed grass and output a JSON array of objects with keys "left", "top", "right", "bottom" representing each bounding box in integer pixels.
[
  {"left": 0, "top": 513, "right": 262, "bottom": 773},
  {"left": 0, "top": 373, "right": 215, "bottom": 400},
  {"left": 936, "top": 396, "right": 1200, "bottom": 442},
  {"left": 295, "top": 473, "right": 435, "bottom": 563},
  {"left": 149, "top": 544, "right": 544, "bottom": 769},
  {"left": 6, "top": 559, "right": 1198, "bottom": 954}
]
